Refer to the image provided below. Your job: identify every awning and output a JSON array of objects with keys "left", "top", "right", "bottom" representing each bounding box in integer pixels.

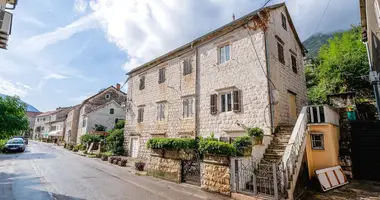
[{"left": 48, "top": 130, "right": 63, "bottom": 137}]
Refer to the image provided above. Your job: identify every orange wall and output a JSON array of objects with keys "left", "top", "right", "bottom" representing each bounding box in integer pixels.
[{"left": 306, "top": 124, "right": 340, "bottom": 179}]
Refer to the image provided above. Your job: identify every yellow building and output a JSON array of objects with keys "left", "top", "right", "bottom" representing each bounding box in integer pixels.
[{"left": 305, "top": 106, "right": 340, "bottom": 179}]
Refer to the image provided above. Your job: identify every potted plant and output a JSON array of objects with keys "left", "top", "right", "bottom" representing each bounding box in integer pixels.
[
  {"left": 248, "top": 127, "right": 264, "bottom": 145},
  {"left": 347, "top": 105, "right": 357, "bottom": 121},
  {"left": 232, "top": 136, "right": 252, "bottom": 156}
]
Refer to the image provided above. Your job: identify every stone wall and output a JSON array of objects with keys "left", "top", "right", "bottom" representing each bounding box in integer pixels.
[
  {"left": 201, "top": 160, "right": 230, "bottom": 195},
  {"left": 147, "top": 156, "right": 182, "bottom": 183}
]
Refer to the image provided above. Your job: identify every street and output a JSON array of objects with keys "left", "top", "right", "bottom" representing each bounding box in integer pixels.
[{"left": 0, "top": 141, "right": 229, "bottom": 200}]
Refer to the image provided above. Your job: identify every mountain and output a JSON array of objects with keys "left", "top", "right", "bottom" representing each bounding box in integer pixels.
[
  {"left": 303, "top": 33, "right": 335, "bottom": 58},
  {"left": 0, "top": 93, "right": 40, "bottom": 112}
]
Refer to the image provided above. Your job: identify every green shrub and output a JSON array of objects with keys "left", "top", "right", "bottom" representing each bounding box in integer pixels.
[
  {"left": 146, "top": 138, "right": 196, "bottom": 150},
  {"left": 114, "top": 120, "right": 125, "bottom": 130},
  {"left": 247, "top": 127, "right": 264, "bottom": 138},
  {"left": 80, "top": 134, "right": 101, "bottom": 144},
  {"left": 232, "top": 136, "right": 252, "bottom": 156},
  {"left": 0, "top": 139, "right": 7, "bottom": 153},
  {"left": 106, "top": 129, "right": 124, "bottom": 155},
  {"left": 198, "top": 139, "right": 236, "bottom": 156}
]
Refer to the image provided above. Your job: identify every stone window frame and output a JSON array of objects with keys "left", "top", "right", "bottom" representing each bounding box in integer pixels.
[
  {"left": 218, "top": 43, "right": 231, "bottom": 64},
  {"left": 182, "top": 96, "right": 194, "bottom": 118},
  {"left": 157, "top": 101, "right": 166, "bottom": 121},
  {"left": 311, "top": 132, "right": 324, "bottom": 150},
  {"left": 218, "top": 89, "right": 241, "bottom": 113},
  {"left": 183, "top": 57, "right": 193, "bottom": 76},
  {"left": 290, "top": 50, "right": 298, "bottom": 74},
  {"left": 158, "top": 67, "right": 166, "bottom": 84},
  {"left": 281, "top": 13, "right": 287, "bottom": 31},
  {"left": 137, "top": 106, "right": 144, "bottom": 123}
]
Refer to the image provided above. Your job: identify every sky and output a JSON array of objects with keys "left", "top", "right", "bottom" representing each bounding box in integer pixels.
[{"left": 0, "top": 0, "right": 360, "bottom": 112}]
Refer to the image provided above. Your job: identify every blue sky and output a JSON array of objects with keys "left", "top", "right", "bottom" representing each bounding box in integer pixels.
[{"left": 0, "top": 0, "right": 360, "bottom": 112}]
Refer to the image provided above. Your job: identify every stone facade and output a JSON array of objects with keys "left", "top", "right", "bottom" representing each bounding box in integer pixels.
[
  {"left": 64, "top": 106, "right": 80, "bottom": 144},
  {"left": 76, "top": 86, "right": 127, "bottom": 143},
  {"left": 124, "top": 4, "right": 307, "bottom": 159},
  {"left": 147, "top": 156, "right": 182, "bottom": 183},
  {"left": 200, "top": 162, "right": 230, "bottom": 195}
]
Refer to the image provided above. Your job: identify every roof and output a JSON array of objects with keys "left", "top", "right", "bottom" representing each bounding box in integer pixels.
[
  {"left": 127, "top": 2, "right": 306, "bottom": 76},
  {"left": 85, "top": 100, "right": 124, "bottom": 115},
  {"left": 82, "top": 86, "right": 126, "bottom": 104},
  {"left": 37, "top": 110, "right": 58, "bottom": 117}
]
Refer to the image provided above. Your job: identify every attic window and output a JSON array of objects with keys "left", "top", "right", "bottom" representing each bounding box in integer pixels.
[
  {"left": 281, "top": 13, "right": 287, "bottom": 30},
  {"left": 110, "top": 108, "right": 114, "bottom": 114},
  {"left": 105, "top": 93, "right": 111, "bottom": 99}
]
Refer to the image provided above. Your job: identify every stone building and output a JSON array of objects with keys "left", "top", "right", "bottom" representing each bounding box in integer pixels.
[
  {"left": 74, "top": 84, "right": 127, "bottom": 144},
  {"left": 64, "top": 105, "right": 81, "bottom": 144},
  {"left": 33, "top": 107, "right": 72, "bottom": 140},
  {"left": 124, "top": 3, "right": 307, "bottom": 158}
]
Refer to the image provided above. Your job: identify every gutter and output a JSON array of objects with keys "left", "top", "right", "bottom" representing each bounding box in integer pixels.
[{"left": 264, "top": 32, "right": 275, "bottom": 132}]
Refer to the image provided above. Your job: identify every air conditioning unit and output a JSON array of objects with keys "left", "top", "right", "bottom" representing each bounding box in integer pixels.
[{"left": 0, "top": 10, "right": 12, "bottom": 35}]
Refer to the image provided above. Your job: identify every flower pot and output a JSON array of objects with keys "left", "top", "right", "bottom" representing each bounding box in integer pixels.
[
  {"left": 347, "top": 111, "right": 356, "bottom": 121},
  {"left": 253, "top": 136, "right": 263, "bottom": 145}
]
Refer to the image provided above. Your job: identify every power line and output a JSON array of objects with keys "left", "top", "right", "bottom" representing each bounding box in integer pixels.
[{"left": 313, "top": 0, "right": 332, "bottom": 36}]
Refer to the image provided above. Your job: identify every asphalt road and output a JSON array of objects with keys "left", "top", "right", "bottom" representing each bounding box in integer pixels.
[{"left": 0, "top": 141, "right": 230, "bottom": 200}]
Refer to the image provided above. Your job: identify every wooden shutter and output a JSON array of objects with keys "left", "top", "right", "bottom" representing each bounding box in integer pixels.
[
  {"left": 233, "top": 90, "right": 241, "bottom": 112},
  {"left": 277, "top": 42, "right": 285, "bottom": 65},
  {"left": 139, "top": 76, "right": 145, "bottom": 90},
  {"left": 210, "top": 94, "right": 217, "bottom": 115},
  {"left": 291, "top": 55, "right": 297, "bottom": 74},
  {"left": 281, "top": 13, "right": 287, "bottom": 30}
]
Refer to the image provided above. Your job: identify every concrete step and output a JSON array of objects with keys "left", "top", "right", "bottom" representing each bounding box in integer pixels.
[
  {"left": 263, "top": 153, "right": 283, "bottom": 160},
  {"left": 277, "top": 126, "right": 294, "bottom": 132},
  {"left": 267, "top": 143, "right": 287, "bottom": 150},
  {"left": 273, "top": 137, "right": 290, "bottom": 144},
  {"left": 265, "top": 148, "right": 285, "bottom": 154}
]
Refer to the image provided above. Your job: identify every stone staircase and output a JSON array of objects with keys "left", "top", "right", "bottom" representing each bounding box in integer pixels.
[{"left": 256, "top": 126, "right": 293, "bottom": 195}]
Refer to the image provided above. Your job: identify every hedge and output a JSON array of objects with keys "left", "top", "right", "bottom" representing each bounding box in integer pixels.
[
  {"left": 146, "top": 138, "right": 196, "bottom": 150},
  {"left": 80, "top": 134, "right": 101, "bottom": 144},
  {"left": 198, "top": 140, "right": 236, "bottom": 156}
]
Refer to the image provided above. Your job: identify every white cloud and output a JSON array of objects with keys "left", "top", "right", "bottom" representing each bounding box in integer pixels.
[
  {"left": 43, "top": 73, "right": 68, "bottom": 80},
  {"left": 18, "top": 16, "right": 46, "bottom": 28},
  {"left": 0, "top": 76, "right": 30, "bottom": 97},
  {"left": 74, "top": 0, "right": 88, "bottom": 13}
]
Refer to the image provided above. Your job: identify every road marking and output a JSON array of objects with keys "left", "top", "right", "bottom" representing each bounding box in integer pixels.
[{"left": 30, "top": 158, "right": 58, "bottom": 200}]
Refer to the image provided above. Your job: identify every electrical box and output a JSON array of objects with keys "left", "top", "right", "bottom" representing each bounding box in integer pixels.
[{"left": 369, "top": 71, "right": 379, "bottom": 84}]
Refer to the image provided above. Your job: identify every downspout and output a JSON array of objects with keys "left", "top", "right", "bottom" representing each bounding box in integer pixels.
[
  {"left": 194, "top": 44, "right": 200, "bottom": 138},
  {"left": 264, "top": 32, "right": 275, "bottom": 132},
  {"left": 365, "top": 42, "right": 380, "bottom": 119}
]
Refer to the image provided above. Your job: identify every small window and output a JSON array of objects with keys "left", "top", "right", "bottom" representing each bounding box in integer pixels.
[
  {"left": 110, "top": 108, "right": 114, "bottom": 114},
  {"left": 105, "top": 93, "right": 111, "bottom": 99},
  {"left": 210, "top": 94, "right": 218, "bottom": 115},
  {"left": 277, "top": 42, "right": 285, "bottom": 65},
  {"left": 115, "top": 118, "right": 119, "bottom": 124},
  {"left": 158, "top": 68, "right": 166, "bottom": 83},
  {"left": 291, "top": 54, "right": 297, "bottom": 74},
  {"left": 183, "top": 98, "right": 194, "bottom": 118},
  {"left": 311, "top": 133, "right": 324, "bottom": 150},
  {"left": 82, "top": 119, "right": 86, "bottom": 127},
  {"left": 281, "top": 13, "right": 287, "bottom": 30},
  {"left": 157, "top": 103, "right": 166, "bottom": 121},
  {"left": 219, "top": 44, "right": 230, "bottom": 64},
  {"left": 137, "top": 108, "right": 144, "bottom": 123},
  {"left": 139, "top": 76, "right": 145, "bottom": 90},
  {"left": 183, "top": 58, "right": 192, "bottom": 75}
]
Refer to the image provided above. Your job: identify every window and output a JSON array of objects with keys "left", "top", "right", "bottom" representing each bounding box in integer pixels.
[
  {"left": 220, "top": 90, "right": 241, "bottom": 113},
  {"left": 210, "top": 94, "right": 218, "bottom": 115},
  {"left": 158, "top": 68, "right": 166, "bottom": 83},
  {"left": 110, "top": 108, "right": 114, "bottom": 114},
  {"left": 277, "top": 42, "right": 285, "bottom": 65},
  {"left": 183, "top": 98, "right": 194, "bottom": 118},
  {"left": 139, "top": 76, "right": 145, "bottom": 90},
  {"left": 311, "top": 133, "right": 324, "bottom": 150},
  {"left": 82, "top": 119, "right": 86, "bottom": 127},
  {"left": 137, "top": 108, "right": 144, "bottom": 123},
  {"left": 50, "top": 126, "right": 56, "bottom": 131},
  {"left": 105, "top": 93, "right": 111, "bottom": 99},
  {"left": 291, "top": 54, "right": 297, "bottom": 74},
  {"left": 183, "top": 58, "right": 192, "bottom": 75},
  {"left": 157, "top": 103, "right": 166, "bottom": 121},
  {"left": 219, "top": 44, "right": 230, "bottom": 64},
  {"left": 43, "top": 118, "right": 46, "bottom": 121},
  {"left": 115, "top": 118, "right": 119, "bottom": 124},
  {"left": 281, "top": 13, "right": 287, "bottom": 30},
  {"left": 41, "top": 127, "right": 45, "bottom": 131}
]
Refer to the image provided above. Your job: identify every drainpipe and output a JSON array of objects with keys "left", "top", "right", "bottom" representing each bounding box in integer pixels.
[
  {"left": 264, "top": 32, "right": 275, "bottom": 132},
  {"left": 365, "top": 42, "right": 380, "bottom": 120},
  {"left": 194, "top": 46, "right": 200, "bottom": 138}
]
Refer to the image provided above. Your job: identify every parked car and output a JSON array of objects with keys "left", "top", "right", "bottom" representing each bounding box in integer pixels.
[
  {"left": 3, "top": 138, "right": 26, "bottom": 153},
  {"left": 13, "top": 136, "right": 28, "bottom": 145}
]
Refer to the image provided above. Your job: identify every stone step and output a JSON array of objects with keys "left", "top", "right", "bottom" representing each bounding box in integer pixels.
[
  {"left": 267, "top": 144, "right": 287, "bottom": 150},
  {"left": 265, "top": 148, "right": 285, "bottom": 154},
  {"left": 273, "top": 137, "right": 290, "bottom": 143},
  {"left": 261, "top": 157, "right": 281, "bottom": 163},
  {"left": 277, "top": 126, "right": 294, "bottom": 132},
  {"left": 263, "top": 153, "right": 283, "bottom": 160}
]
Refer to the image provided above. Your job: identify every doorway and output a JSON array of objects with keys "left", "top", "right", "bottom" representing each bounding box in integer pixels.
[
  {"left": 130, "top": 137, "right": 139, "bottom": 158},
  {"left": 288, "top": 91, "right": 297, "bottom": 124}
]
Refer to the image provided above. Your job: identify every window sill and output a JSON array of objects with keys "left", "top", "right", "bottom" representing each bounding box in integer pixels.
[{"left": 217, "top": 60, "right": 231, "bottom": 67}]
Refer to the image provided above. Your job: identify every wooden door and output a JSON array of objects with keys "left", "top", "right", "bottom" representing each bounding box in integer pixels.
[{"left": 288, "top": 92, "right": 297, "bottom": 124}]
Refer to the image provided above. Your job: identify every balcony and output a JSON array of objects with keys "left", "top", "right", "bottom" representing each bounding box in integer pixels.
[{"left": 308, "top": 105, "right": 340, "bottom": 126}]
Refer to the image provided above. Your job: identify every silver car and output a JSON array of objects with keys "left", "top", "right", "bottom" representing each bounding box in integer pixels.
[{"left": 3, "top": 138, "right": 26, "bottom": 153}]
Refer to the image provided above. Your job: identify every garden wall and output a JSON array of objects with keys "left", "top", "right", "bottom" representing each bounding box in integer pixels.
[
  {"left": 200, "top": 155, "right": 231, "bottom": 195},
  {"left": 147, "top": 155, "right": 182, "bottom": 183}
]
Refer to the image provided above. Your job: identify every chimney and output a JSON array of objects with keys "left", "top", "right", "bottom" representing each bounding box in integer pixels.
[
  {"left": 232, "top": 13, "right": 235, "bottom": 21},
  {"left": 116, "top": 83, "right": 121, "bottom": 91}
]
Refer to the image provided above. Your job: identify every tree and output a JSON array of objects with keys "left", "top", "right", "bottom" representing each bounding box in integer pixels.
[
  {"left": 114, "top": 120, "right": 125, "bottom": 130},
  {"left": 306, "top": 26, "right": 372, "bottom": 104},
  {"left": 0, "top": 96, "right": 29, "bottom": 139},
  {"left": 93, "top": 124, "right": 107, "bottom": 131}
]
